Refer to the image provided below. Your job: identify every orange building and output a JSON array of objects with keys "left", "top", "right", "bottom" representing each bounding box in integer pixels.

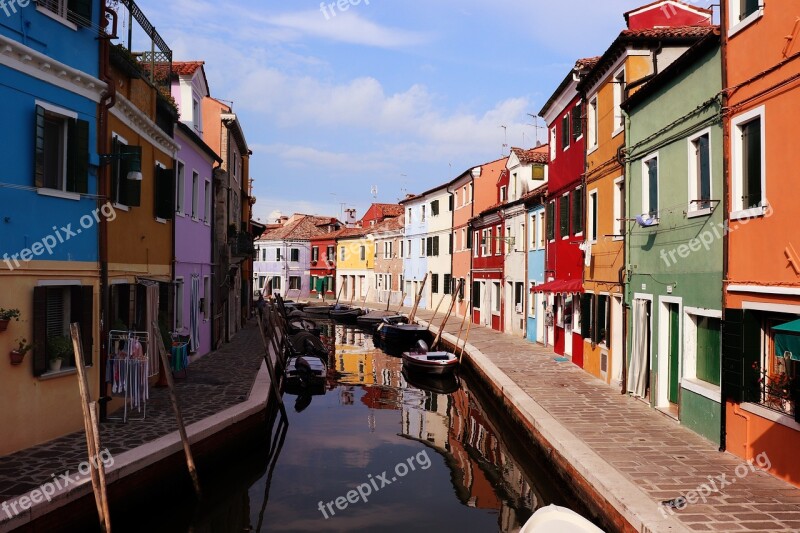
[
  {"left": 721, "top": 0, "right": 800, "bottom": 487},
  {"left": 577, "top": 2, "right": 712, "bottom": 386}
]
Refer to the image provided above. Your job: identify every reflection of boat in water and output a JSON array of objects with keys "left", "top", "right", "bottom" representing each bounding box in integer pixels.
[
  {"left": 519, "top": 505, "right": 604, "bottom": 533},
  {"left": 402, "top": 368, "right": 460, "bottom": 394}
]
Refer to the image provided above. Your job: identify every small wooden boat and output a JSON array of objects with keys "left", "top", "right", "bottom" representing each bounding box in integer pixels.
[
  {"left": 285, "top": 355, "right": 327, "bottom": 387},
  {"left": 356, "top": 311, "right": 406, "bottom": 330},
  {"left": 330, "top": 307, "right": 364, "bottom": 323},
  {"left": 401, "top": 342, "right": 459, "bottom": 375},
  {"left": 287, "top": 317, "right": 321, "bottom": 337},
  {"left": 519, "top": 505, "right": 604, "bottom": 533},
  {"left": 377, "top": 321, "right": 429, "bottom": 353},
  {"left": 302, "top": 305, "right": 335, "bottom": 316}
]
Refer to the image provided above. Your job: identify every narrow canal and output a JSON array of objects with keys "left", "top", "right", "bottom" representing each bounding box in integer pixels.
[{"left": 105, "top": 322, "right": 602, "bottom": 532}]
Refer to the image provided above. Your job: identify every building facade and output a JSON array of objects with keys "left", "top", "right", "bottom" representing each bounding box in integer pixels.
[
  {"left": 401, "top": 194, "right": 430, "bottom": 308},
  {"left": 337, "top": 230, "right": 374, "bottom": 303},
  {"left": 623, "top": 33, "right": 724, "bottom": 444},
  {"left": 371, "top": 215, "right": 405, "bottom": 305},
  {"left": 525, "top": 185, "right": 549, "bottom": 344}
]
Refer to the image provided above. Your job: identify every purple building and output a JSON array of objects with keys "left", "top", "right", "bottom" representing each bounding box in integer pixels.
[{"left": 171, "top": 63, "right": 220, "bottom": 358}]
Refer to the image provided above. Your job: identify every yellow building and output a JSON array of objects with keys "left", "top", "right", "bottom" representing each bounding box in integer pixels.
[{"left": 336, "top": 229, "right": 375, "bottom": 303}]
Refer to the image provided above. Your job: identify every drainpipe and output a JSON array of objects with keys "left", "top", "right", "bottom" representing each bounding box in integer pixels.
[
  {"left": 97, "top": 4, "right": 117, "bottom": 421},
  {"left": 720, "top": 2, "right": 731, "bottom": 453},
  {"left": 621, "top": 114, "right": 631, "bottom": 395}
]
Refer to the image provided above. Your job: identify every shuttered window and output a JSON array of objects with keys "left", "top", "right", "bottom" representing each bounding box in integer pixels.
[
  {"left": 546, "top": 201, "right": 555, "bottom": 241},
  {"left": 35, "top": 105, "right": 89, "bottom": 194},
  {"left": 741, "top": 119, "right": 762, "bottom": 209},
  {"left": 111, "top": 138, "right": 142, "bottom": 207},
  {"left": 33, "top": 285, "right": 93, "bottom": 376},
  {"left": 571, "top": 189, "right": 583, "bottom": 235},
  {"left": 580, "top": 294, "right": 593, "bottom": 339},
  {"left": 472, "top": 281, "right": 481, "bottom": 308},
  {"left": 444, "top": 274, "right": 453, "bottom": 295},
  {"left": 154, "top": 165, "right": 175, "bottom": 220},
  {"left": 431, "top": 200, "right": 440, "bottom": 216},
  {"left": 559, "top": 196, "right": 569, "bottom": 238},
  {"left": 561, "top": 113, "right": 570, "bottom": 150},
  {"left": 431, "top": 274, "right": 439, "bottom": 294},
  {"left": 696, "top": 316, "right": 721, "bottom": 386},
  {"left": 572, "top": 103, "right": 583, "bottom": 140}
]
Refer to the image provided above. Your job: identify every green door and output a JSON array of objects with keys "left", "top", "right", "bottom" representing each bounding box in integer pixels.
[{"left": 668, "top": 304, "right": 680, "bottom": 405}]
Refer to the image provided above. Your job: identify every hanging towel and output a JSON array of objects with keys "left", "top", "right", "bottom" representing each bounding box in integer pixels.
[{"left": 635, "top": 214, "right": 657, "bottom": 228}]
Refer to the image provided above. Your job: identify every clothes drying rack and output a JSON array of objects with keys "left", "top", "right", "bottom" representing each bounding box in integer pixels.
[{"left": 107, "top": 330, "right": 150, "bottom": 423}]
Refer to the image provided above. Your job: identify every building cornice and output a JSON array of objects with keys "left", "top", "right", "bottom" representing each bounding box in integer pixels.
[
  {"left": 110, "top": 93, "right": 180, "bottom": 158},
  {"left": 0, "top": 34, "right": 106, "bottom": 103}
]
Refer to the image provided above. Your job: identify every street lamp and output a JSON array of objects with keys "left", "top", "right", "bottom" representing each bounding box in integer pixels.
[{"left": 99, "top": 148, "right": 143, "bottom": 181}]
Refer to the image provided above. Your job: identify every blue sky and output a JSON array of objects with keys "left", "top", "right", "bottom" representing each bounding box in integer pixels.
[{"left": 131, "top": 0, "right": 712, "bottom": 223}]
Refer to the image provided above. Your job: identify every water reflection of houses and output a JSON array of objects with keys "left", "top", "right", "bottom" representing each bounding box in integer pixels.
[{"left": 400, "top": 384, "right": 539, "bottom": 531}]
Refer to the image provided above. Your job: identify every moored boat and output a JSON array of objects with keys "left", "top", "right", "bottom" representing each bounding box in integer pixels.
[
  {"left": 377, "top": 321, "right": 429, "bottom": 353},
  {"left": 356, "top": 311, "right": 406, "bottom": 330},
  {"left": 329, "top": 307, "right": 364, "bottom": 323},
  {"left": 401, "top": 343, "right": 459, "bottom": 375},
  {"left": 519, "top": 505, "right": 604, "bottom": 533},
  {"left": 285, "top": 355, "right": 327, "bottom": 387}
]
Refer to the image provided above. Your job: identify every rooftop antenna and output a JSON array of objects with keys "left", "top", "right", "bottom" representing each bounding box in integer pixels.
[
  {"left": 371, "top": 185, "right": 378, "bottom": 199},
  {"left": 500, "top": 125, "right": 508, "bottom": 156},
  {"left": 527, "top": 114, "right": 545, "bottom": 147}
]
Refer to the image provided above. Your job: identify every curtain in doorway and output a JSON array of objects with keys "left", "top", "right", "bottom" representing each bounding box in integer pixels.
[
  {"left": 190, "top": 275, "right": 200, "bottom": 353},
  {"left": 145, "top": 284, "right": 160, "bottom": 377},
  {"left": 628, "top": 299, "right": 649, "bottom": 398}
]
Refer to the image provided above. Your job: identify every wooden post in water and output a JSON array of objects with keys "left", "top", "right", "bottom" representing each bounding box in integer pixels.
[
  {"left": 407, "top": 273, "right": 428, "bottom": 322},
  {"left": 151, "top": 323, "right": 202, "bottom": 498},
  {"left": 459, "top": 311, "right": 474, "bottom": 363},
  {"left": 428, "top": 293, "right": 447, "bottom": 331},
  {"left": 257, "top": 313, "right": 288, "bottom": 419},
  {"left": 69, "top": 323, "right": 111, "bottom": 533},
  {"left": 362, "top": 286, "right": 370, "bottom": 306},
  {"left": 432, "top": 280, "right": 462, "bottom": 349},
  {"left": 454, "top": 306, "right": 469, "bottom": 351},
  {"left": 395, "top": 292, "right": 407, "bottom": 313},
  {"left": 333, "top": 282, "right": 345, "bottom": 307}
]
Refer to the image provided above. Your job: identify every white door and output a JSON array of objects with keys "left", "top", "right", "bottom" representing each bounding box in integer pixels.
[{"left": 536, "top": 294, "right": 545, "bottom": 343}]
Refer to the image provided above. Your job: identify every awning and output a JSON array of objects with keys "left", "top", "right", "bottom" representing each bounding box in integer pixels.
[
  {"left": 774, "top": 319, "right": 800, "bottom": 361},
  {"left": 532, "top": 279, "right": 584, "bottom": 294}
]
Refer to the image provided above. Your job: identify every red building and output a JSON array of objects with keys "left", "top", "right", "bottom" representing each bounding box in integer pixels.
[
  {"left": 535, "top": 58, "right": 598, "bottom": 366},
  {"left": 308, "top": 221, "right": 345, "bottom": 298},
  {"left": 470, "top": 169, "right": 510, "bottom": 331},
  {"left": 359, "top": 203, "right": 404, "bottom": 227},
  {"left": 623, "top": 0, "right": 711, "bottom": 30}
]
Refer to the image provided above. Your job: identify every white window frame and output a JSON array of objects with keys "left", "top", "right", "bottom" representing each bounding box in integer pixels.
[
  {"left": 191, "top": 170, "right": 199, "bottom": 220},
  {"left": 588, "top": 189, "right": 599, "bottom": 244},
  {"left": 36, "top": 1, "right": 78, "bottom": 30},
  {"left": 682, "top": 306, "right": 723, "bottom": 403},
  {"left": 495, "top": 225, "right": 502, "bottom": 255},
  {"left": 587, "top": 95, "right": 599, "bottom": 153},
  {"left": 35, "top": 100, "right": 79, "bottom": 199},
  {"left": 550, "top": 126, "right": 557, "bottom": 161},
  {"left": 641, "top": 152, "right": 660, "bottom": 224},
  {"left": 612, "top": 67, "right": 626, "bottom": 138},
  {"left": 175, "top": 160, "right": 186, "bottom": 216},
  {"left": 204, "top": 179, "right": 212, "bottom": 224},
  {"left": 730, "top": 105, "right": 767, "bottom": 220},
  {"left": 492, "top": 281, "right": 501, "bottom": 315},
  {"left": 687, "top": 127, "right": 714, "bottom": 218},
  {"left": 537, "top": 211, "right": 545, "bottom": 250},
  {"left": 728, "top": 0, "right": 765, "bottom": 38},
  {"left": 500, "top": 186, "right": 507, "bottom": 202},
  {"left": 613, "top": 176, "right": 624, "bottom": 240},
  {"left": 529, "top": 214, "right": 536, "bottom": 250},
  {"left": 475, "top": 231, "right": 481, "bottom": 257}
]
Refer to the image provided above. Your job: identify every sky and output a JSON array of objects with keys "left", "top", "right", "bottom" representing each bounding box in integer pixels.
[{"left": 129, "top": 0, "right": 714, "bottom": 223}]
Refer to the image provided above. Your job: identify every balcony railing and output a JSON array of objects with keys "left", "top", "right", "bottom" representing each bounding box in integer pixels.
[{"left": 231, "top": 232, "right": 255, "bottom": 258}]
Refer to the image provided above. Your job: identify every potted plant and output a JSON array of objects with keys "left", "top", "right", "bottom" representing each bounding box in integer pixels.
[
  {"left": 0, "top": 308, "right": 20, "bottom": 332},
  {"left": 46, "top": 336, "right": 73, "bottom": 372},
  {"left": 9, "top": 337, "right": 33, "bottom": 365}
]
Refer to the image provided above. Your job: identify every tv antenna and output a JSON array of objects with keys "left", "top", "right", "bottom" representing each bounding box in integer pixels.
[
  {"left": 499, "top": 125, "right": 508, "bottom": 155},
  {"left": 370, "top": 185, "right": 378, "bottom": 199},
  {"left": 527, "top": 114, "right": 545, "bottom": 146}
]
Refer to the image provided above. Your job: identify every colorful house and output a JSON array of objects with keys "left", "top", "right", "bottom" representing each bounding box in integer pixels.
[
  {"left": 421, "top": 187, "right": 455, "bottom": 312},
  {"left": 577, "top": 2, "right": 713, "bottom": 386},
  {"left": 401, "top": 193, "right": 431, "bottom": 308},
  {"left": 337, "top": 228, "right": 375, "bottom": 303},
  {"left": 537, "top": 57, "right": 597, "bottom": 362},
  {"left": 720, "top": 0, "right": 800, "bottom": 486},
  {"left": 308, "top": 220, "right": 344, "bottom": 299},
  {"left": 622, "top": 31, "right": 724, "bottom": 444},
  {"left": 504, "top": 147, "right": 548, "bottom": 337},
  {"left": 448, "top": 158, "right": 508, "bottom": 319},
  {"left": 525, "top": 184, "right": 549, "bottom": 344},
  {"left": 0, "top": 0, "right": 102, "bottom": 454},
  {"left": 171, "top": 63, "right": 220, "bottom": 359},
  {"left": 371, "top": 215, "right": 405, "bottom": 305}
]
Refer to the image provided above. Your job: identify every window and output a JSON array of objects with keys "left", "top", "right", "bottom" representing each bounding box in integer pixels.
[
  {"left": 732, "top": 108, "right": 765, "bottom": 216},
  {"left": 739, "top": 0, "right": 760, "bottom": 19},
  {"left": 476, "top": 231, "right": 482, "bottom": 257},
  {"left": 529, "top": 283, "right": 537, "bottom": 317},
  {"left": 462, "top": 229, "right": 467, "bottom": 251},
  {"left": 493, "top": 282, "right": 501, "bottom": 313},
  {"left": 695, "top": 316, "right": 721, "bottom": 386},
  {"left": 550, "top": 127, "right": 557, "bottom": 161},
  {"left": 191, "top": 171, "right": 199, "bottom": 219},
  {"left": 176, "top": 161, "right": 185, "bottom": 214},
  {"left": 506, "top": 225, "right": 512, "bottom": 254},
  {"left": 580, "top": 294, "right": 594, "bottom": 339},
  {"left": 472, "top": 281, "right": 481, "bottom": 308},
  {"left": 38, "top": 0, "right": 92, "bottom": 26},
  {"left": 431, "top": 200, "right": 440, "bottom": 216},
  {"left": 327, "top": 245, "right": 335, "bottom": 262},
  {"left": 288, "top": 248, "right": 298, "bottom": 262},
  {"left": 689, "top": 131, "right": 712, "bottom": 213},
  {"left": 643, "top": 155, "right": 659, "bottom": 219},
  {"left": 500, "top": 186, "right": 507, "bottom": 202},
  {"left": 462, "top": 186, "right": 468, "bottom": 207},
  {"left": 559, "top": 195, "right": 570, "bottom": 239},
  {"left": 383, "top": 241, "right": 393, "bottom": 259},
  {"left": 203, "top": 276, "right": 211, "bottom": 315},
  {"left": 272, "top": 276, "right": 282, "bottom": 290},
  {"left": 729, "top": 0, "right": 762, "bottom": 34},
  {"left": 406, "top": 240, "right": 411, "bottom": 258},
  {"left": 407, "top": 208, "right": 412, "bottom": 223},
  {"left": 448, "top": 195, "right": 454, "bottom": 211},
  {"left": 518, "top": 223, "right": 524, "bottom": 252},
  {"left": 588, "top": 96, "right": 598, "bottom": 149},
  {"left": 612, "top": 69, "right": 625, "bottom": 135},
  {"left": 420, "top": 238, "right": 426, "bottom": 257},
  {"left": 530, "top": 215, "right": 536, "bottom": 248},
  {"left": 276, "top": 248, "right": 283, "bottom": 261},
  {"left": 289, "top": 276, "right": 301, "bottom": 290},
  {"left": 469, "top": 183, "right": 474, "bottom": 202},
  {"left": 261, "top": 248, "right": 266, "bottom": 262},
  {"left": 359, "top": 246, "right": 366, "bottom": 261},
  {"left": 546, "top": 201, "right": 555, "bottom": 241},
  {"left": 432, "top": 274, "right": 439, "bottom": 294},
  {"left": 204, "top": 181, "right": 211, "bottom": 223},
  {"left": 572, "top": 103, "right": 583, "bottom": 141},
  {"left": 400, "top": 240, "right": 404, "bottom": 258},
  {"left": 312, "top": 246, "right": 319, "bottom": 262},
  {"left": 449, "top": 233, "right": 453, "bottom": 254},
  {"left": 514, "top": 282, "right": 524, "bottom": 311},
  {"left": 34, "top": 104, "right": 89, "bottom": 195},
  {"left": 537, "top": 212, "right": 545, "bottom": 249},
  {"left": 589, "top": 190, "right": 598, "bottom": 242},
  {"left": 596, "top": 294, "right": 609, "bottom": 345},
  {"left": 572, "top": 188, "right": 583, "bottom": 235},
  {"left": 192, "top": 98, "right": 200, "bottom": 131},
  {"left": 421, "top": 205, "right": 426, "bottom": 221},
  {"left": 444, "top": 274, "right": 453, "bottom": 295},
  {"left": 175, "top": 279, "right": 184, "bottom": 329},
  {"left": 561, "top": 113, "right": 570, "bottom": 150},
  {"left": 32, "top": 285, "right": 93, "bottom": 376},
  {"left": 340, "top": 247, "right": 346, "bottom": 262},
  {"left": 495, "top": 225, "right": 502, "bottom": 255},
  {"left": 110, "top": 136, "right": 142, "bottom": 207},
  {"left": 613, "top": 178, "right": 624, "bottom": 238},
  {"left": 425, "top": 236, "right": 440, "bottom": 257}
]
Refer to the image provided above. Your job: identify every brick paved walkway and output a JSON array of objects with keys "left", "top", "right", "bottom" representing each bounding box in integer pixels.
[
  {"left": 0, "top": 321, "right": 266, "bottom": 504},
  {"left": 396, "top": 304, "right": 800, "bottom": 532}
]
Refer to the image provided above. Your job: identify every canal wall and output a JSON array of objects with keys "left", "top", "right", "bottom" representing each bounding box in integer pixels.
[
  {"left": 415, "top": 318, "right": 692, "bottom": 533},
  {"left": 0, "top": 362, "right": 273, "bottom": 533}
]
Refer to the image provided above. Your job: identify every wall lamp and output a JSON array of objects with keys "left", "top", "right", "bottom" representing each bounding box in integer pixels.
[{"left": 98, "top": 149, "right": 143, "bottom": 181}]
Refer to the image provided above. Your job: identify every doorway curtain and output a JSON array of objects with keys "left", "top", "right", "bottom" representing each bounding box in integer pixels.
[
  {"left": 190, "top": 275, "right": 200, "bottom": 353},
  {"left": 628, "top": 299, "right": 649, "bottom": 398}
]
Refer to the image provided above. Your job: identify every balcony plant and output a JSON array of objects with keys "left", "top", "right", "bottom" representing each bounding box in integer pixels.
[
  {"left": 0, "top": 308, "right": 20, "bottom": 332},
  {"left": 10, "top": 337, "right": 33, "bottom": 365},
  {"left": 46, "top": 336, "right": 74, "bottom": 372}
]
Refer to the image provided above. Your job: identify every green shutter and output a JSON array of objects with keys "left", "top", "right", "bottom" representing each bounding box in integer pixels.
[
  {"left": 546, "top": 202, "right": 555, "bottom": 241},
  {"left": 559, "top": 196, "right": 569, "bottom": 238},
  {"left": 722, "top": 309, "right": 761, "bottom": 403},
  {"left": 572, "top": 103, "right": 583, "bottom": 140},
  {"left": 571, "top": 189, "right": 583, "bottom": 235},
  {"left": 580, "top": 294, "right": 591, "bottom": 338},
  {"left": 742, "top": 120, "right": 761, "bottom": 209},
  {"left": 66, "top": 118, "right": 90, "bottom": 194},
  {"left": 698, "top": 135, "right": 711, "bottom": 202},
  {"left": 67, "top": 0, "right": 93, "bottom": 27},
  {"left": 32, "top": 287, "right": 48, "bottom": 377},
  {"left": 696, "top": 317, "right": 721, "bottom": 386},
  {"left": 34, "top": 105, "right": 46, "bottom": 188}
]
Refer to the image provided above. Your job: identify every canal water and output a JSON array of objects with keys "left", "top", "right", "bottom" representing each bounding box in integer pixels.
[{"left": 108, "top": 323, "right": 601, "bottom": 532}]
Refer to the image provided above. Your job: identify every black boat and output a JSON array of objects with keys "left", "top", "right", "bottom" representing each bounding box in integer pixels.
[
  {"left": 376, "top": 320, "right": 430, "bottom": 354},
  {"left": 356, "top": 311, "right": 406, "bottom": 330},
  {"left": 330, "top": 307, "right": 364, "bottom": 323},
  {"left": 287, "top": 317, "right": 321, "bottom": 337}
]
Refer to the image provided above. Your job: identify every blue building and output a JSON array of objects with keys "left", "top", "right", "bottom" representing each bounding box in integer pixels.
[
  {"left": 400, "top": 192, "right": 432, "bottom": 308},
  {"left": 0, "top": 0, "right": 104, "bottom": 455},
  {"left": 525, "top": 185, "right": 548, "bottom": 344}
]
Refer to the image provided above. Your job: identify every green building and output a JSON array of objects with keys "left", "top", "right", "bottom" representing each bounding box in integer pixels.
[{"left": 622, "top": 32, "right": 723, "bottom": 444}]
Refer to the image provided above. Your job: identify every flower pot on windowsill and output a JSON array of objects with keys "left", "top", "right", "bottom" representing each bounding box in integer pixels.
[
  {"left": 49, "top": 358, "right": 63, "bottom": 372},
  {"left": 9, "top": 350, "right": 24, "bottom": 365},
  {"left": 0, "top": 320, "right": 9, "bottom": 333}
]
